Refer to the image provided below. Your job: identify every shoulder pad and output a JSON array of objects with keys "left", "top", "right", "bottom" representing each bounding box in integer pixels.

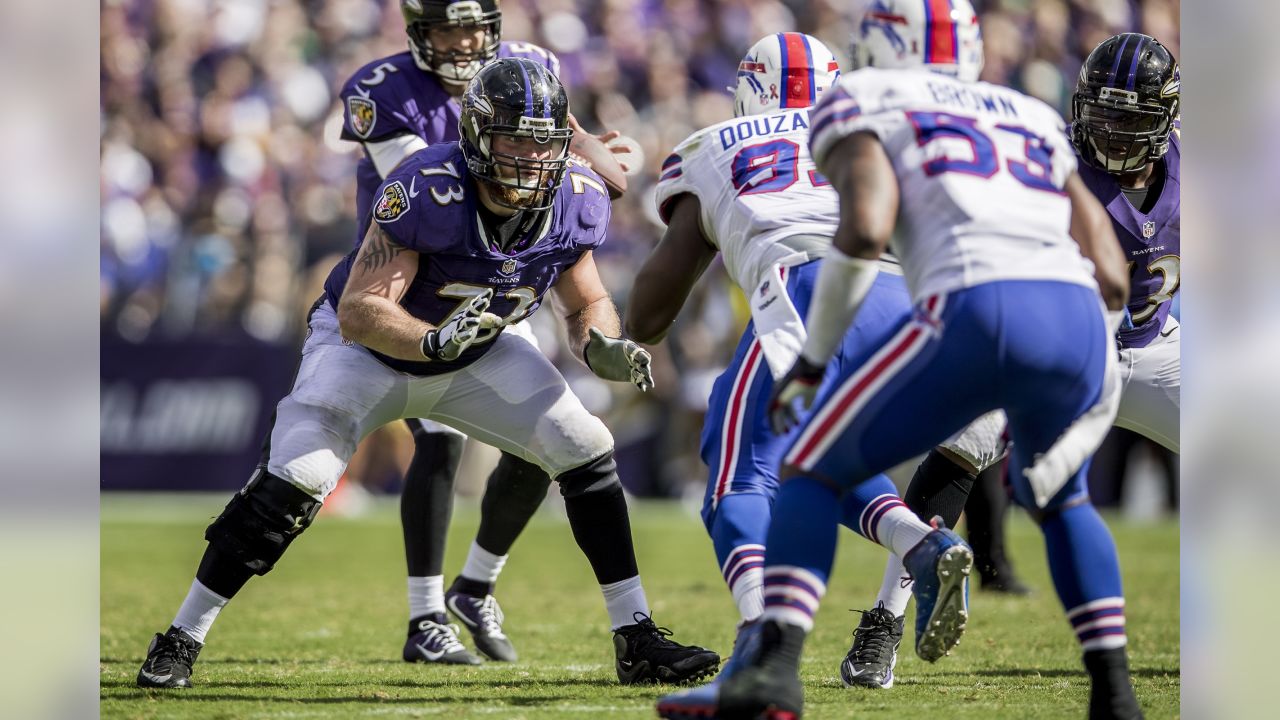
[
  {"left": 375, "top": 145, "right": 473, "bottom": 253},
  {"left": 340, "top": 53, "right": 418, "bottom": 142}
]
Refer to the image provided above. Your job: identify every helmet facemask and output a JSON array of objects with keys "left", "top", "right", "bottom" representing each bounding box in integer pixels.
[
  {"left": 1072, "top": 86, "right": 1174, "bottom": 174},
  {"left": 469, "top": 117, "right": 572, "bottom": 211},
  {"left": 405, "top": 2, "right": 501, "bottom": 85}
]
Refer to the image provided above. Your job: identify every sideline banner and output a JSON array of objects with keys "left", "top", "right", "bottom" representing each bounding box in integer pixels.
[{"left": 101, "top": 336, "right": 296, "bottom": 491}]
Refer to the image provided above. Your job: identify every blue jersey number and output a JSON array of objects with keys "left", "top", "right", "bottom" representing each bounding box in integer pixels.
[
  {"left": 906, "top": 111, "right": 1064, "bottom": 194},
  {"left": 731, "top": 140, "right": 830, "bottom": 196}
]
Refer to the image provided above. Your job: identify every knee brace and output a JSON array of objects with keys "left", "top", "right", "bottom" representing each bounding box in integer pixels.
[
  {"left": 556, "top": 452, "right": 621, "bottom": 498},
  {"left": 205, "top": 468, "right": 322, "bottom": 576}
]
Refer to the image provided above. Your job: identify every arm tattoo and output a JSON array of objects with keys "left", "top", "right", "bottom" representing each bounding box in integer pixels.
[{"left": 358, "top": 226, "right": 406, "bottom": 273}]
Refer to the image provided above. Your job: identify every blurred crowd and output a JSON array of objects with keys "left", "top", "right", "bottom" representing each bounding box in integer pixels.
[{"left": 101, "top": 0, "right": 1179, "bottom": 499}]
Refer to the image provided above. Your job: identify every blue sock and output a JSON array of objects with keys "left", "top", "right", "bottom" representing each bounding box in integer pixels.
[
  {"left": 1042, "top": 502, "right": 1128, "bottom": 651},
  {"left": 709, "top": 493, "right": 771, "bottom": 621},
  {"left": 838, "top": 473, "right": 903, "bottom": 540},
  {"left": 761, "top": 476, "right": 840, "bottom": 631}
]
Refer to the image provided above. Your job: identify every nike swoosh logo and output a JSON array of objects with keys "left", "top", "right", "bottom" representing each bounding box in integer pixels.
[
  {"left": 139, "top": 670, "right": 173, "bottom": 683},
  {"left": 447, "top": 597, "right": 477, "bottom": 628},
  {"left": 845, "top": 667, "right": 866, "bottom": 677},
  {"left": 408, "top": 177, "right": 420, "bottom": 198},
  {"left": 414, "top": 643, "right": 446, "bottom": 661}
]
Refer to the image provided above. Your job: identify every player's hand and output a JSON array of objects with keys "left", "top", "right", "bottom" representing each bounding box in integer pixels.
[
  {"left": 584, "top": 327, "right": 654, "bottom": 392},
  {"left": 422, "top": 290, "right": 500, "bottom": 361},
  {"left": 768, "top": 356, "right": 826, "bottom": 434}
]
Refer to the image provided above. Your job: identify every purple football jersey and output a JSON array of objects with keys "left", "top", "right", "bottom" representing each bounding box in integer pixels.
[
  {"left": 340, "top": 43, "right": 562, "bottom": 246},
  {"left": 323, "top": 143, "right": 611, "bottom": 376},
  {"left": 1078, "top": 133, "right": 1181, "bottom": 348}
]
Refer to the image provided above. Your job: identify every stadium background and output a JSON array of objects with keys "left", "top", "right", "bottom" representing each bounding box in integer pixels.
[{"left": 99, "top": 0, "right": 1180, "bottom": 512}]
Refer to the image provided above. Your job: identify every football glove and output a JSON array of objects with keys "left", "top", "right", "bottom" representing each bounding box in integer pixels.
[
  {"left": 584, "top": 327, "right": 654, "bottom": 392},
  {"left": 422, "top": 290, "right": 501, "bottom": 361},
  {"left": 768, "top": 356, "right": 826, "bottom": 434}
]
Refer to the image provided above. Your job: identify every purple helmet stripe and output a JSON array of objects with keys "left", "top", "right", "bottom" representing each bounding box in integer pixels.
[
  {"left": 1107, "top": 34, "right": 1131, "bottom": 86},
  {"left": 518, "top": 59, "right": 535, "bottom": 117},
  {"left": 1124, "top": 36, "right": 1149, "bottom": 91}
]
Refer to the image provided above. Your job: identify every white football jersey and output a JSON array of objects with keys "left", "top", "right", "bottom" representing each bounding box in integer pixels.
[
  {"left": 654, "top": 109, "right": 840, "bottom": 295},
  {"left": 809, "top": 68, "right": 1096, "bottom": 301}
]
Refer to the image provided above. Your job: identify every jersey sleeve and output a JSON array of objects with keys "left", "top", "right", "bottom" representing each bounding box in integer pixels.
[
  {"left": 654, "top": 129, "right": 713, "bottom": 224},
  {"left": 370, "top": 152, "right": 470, "bottom": 254},
  {"left": 1029, "top": 99, "right": 1078, "bottom": 187},
  {"left": 809, "top": 71, "right": 905, "bottom": 171},
  {"left": 339, "top": 61, "right": 413, "bottom": 144},
  {"left": 563, "top": 165, "right": 612, "bottom": 251}
]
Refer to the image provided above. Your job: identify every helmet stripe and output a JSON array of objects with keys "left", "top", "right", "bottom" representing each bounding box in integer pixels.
[
  {"left": 780, "top": 33, "right": 813, "bottom": 108},
  {"left": 799, "top": 33, "right": 817, "bottom": 105},
  {"left": 924, "top": 0, "right": 958, "bottom": 65},
  {"left": 1124, "top": 36, "right": 1148, "bottom": 91},
  {"left": 518, "top": 59, "right": 535, "bottom": 117},
  {"left": 1107, "top": 34, "right": 1132, "bottom": 86}
]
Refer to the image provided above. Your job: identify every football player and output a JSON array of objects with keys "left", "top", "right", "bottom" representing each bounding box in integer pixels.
[
  {"left": 1073, "top": 32, "right": 1180, "bottom": 453},
  {"left": 674, "top": 0, "right": 1145, "bottom": 716},
  {"left": 137, "top": 58, "right": 718, "bottom": 690},
  {"left": 839, "top": 31, "right": 1181, "bottom": 696},
  {"left": 628, "top": 33, "right": 1016, "bottom": 718},
  {"left": 337, "top": 0, "right": 629, "bottom": 665}
]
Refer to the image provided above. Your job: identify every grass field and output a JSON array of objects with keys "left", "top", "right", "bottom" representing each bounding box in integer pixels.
[{"left": 101, "top": 494, "right": 1179, "bottom": 719}]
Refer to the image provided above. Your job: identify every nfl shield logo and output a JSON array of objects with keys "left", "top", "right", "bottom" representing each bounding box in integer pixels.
[
  {"left": 1142, "top": 220, "right": 1156, "bottom": 238},
  {"left": 501, "top": 259, "right": 517, "bottom": 276},
  {"left": 347, "top": 96, "right": 377, "bottom": 139}
]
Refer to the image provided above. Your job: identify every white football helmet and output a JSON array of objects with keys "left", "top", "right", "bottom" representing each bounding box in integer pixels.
[
  {"left": 850, "top": 0, "right": 984, "bottom": 83},
  {"left": 733, "top": 33, "right": 841, "bottom": 117}
]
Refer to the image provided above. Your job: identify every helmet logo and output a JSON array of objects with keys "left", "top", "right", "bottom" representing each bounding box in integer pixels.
[
  {"left": 1161, "top": 68, "right": 1180, "bottom": 97},
  {"left": 446, "top": 1, "right": 483, "bottom": 22},
  {"left": 347, "top": 96, "right": 377, "bottom": 139},
  {"left": 402, "top": 0, "right": 422, "bottom": 11},
  {"left": 471, "top": 95, "right": 494, "bottom": 117}
]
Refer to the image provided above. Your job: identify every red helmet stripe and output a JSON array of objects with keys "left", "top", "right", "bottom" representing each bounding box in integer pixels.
[
  {"left": 925, "top": 0, "right": 958, "bottom": 65},
  {"left": 780, "top": 33, "right": 813, "bottom": 108}
]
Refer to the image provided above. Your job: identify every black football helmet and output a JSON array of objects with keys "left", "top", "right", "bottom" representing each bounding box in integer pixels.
[
  {"left": 460, "top": 58, "right": 573, "bottom": 211},
  {"left": 402, "top": 0, "right": 501, "bottom": 85},
  {"left": 1071, "top": 33, "right": 1179, "bottom": 174}
]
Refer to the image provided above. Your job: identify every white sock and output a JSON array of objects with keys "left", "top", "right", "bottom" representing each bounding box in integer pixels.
[
  {"left": 408, "top": 575, "right": 445, "bottom": 620},
  {"left": 460, "top": 541, "right": 508, "bottom": 586},
  {"left": 732, "top": 572, "right": 765, "bottom": 623},
  {"left": 601, "top": 576, "right": 649, "bottom": 630},
  {"left": 171, "top": 579, "right": 228, "bottom": 644},
  {"left": 874, "top": 553, "right": 913, "bottom": 617},
  {"left": 873, "top": 503, "right": 932, "bottom": 558},
  {"left": 721, "top": 544, "right": 765, "bottom": 623}
]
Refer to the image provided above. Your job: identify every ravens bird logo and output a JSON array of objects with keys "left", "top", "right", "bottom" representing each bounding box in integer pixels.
[
  {"left": 348, "top": 96, "right": 377, "bottom": 139},
  {"left": 374, "top": 181, "right": 410, "bottom": 223}
]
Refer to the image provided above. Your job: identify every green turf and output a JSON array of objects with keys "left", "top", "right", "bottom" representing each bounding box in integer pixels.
[{"left": 101, "top": 494, "right": 1179, "bottom": 719}]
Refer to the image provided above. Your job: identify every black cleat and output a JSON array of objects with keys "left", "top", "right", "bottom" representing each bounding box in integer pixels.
[
  {"left": 717, "top": 620, "right": 805, "bottom": 719},
  {"left": 446, "top": 589, "right": 517, "bottom": 662},
  {"left": 137, "top": 626, "right": 202, "bottom": 688},
  {"left": 1084, "top": 647, "right": 1144, "bottom": 720},
  {"left": 613, "top": 612, "right": 720, "bottom": 685},
  {"left": 840, "top": 604, "right": 905, "bottom": 689},
  {"left": 402, "top": 613, "right": 483, "bottom": 665}
]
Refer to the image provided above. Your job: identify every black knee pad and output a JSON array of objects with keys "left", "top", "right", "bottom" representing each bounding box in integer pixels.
[
  {"left": 205, "top": 469, "right": 322, "bottom": 576},
  {"left": 556, "top": 452, "right": 621, "bottom": 498}
]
